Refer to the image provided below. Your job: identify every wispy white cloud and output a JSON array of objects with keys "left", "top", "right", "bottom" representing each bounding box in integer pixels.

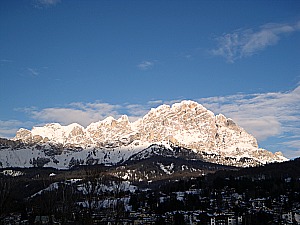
[
  {"left": 0, "top": 120, "right": 33, "bottom": 138},
  {"left": 284, "top": 151, "right": 300, "bottom": 159},
  {"left": 147, "top": 100, "right": 163, "bottom": 105},
  {"left": 198, "top": 86, "right": 300, "bottom": 158},
  {"left": 25, "top": 101, "right": 162, "bottom": 126},
  {"left": 211, "top": 21, "right": 300, "bottom": 62},
  {"left": 0, "top": 59, "right": 13, "bottom": 67},
  {"left": 27, "top": 68, "right": 39, "bottom": 76},
  {"left": 0, "top": 59, "right": 13, "bottom": 63},
  {"left": 33, "top": 0, "right": 61, "bottom": 8},
  {"left": 199, "top": 86, "right": 300, "bottom": 141},
  {"left": 137, "top": 61, "right": 154, "bottom": 70},
  {"left": 20, "top": 100, "right": 169, "bottom": 129},
  {"left": 26, "top": 102, "right": 122, "bottom": 127},
  {"left": 125, "top": 104, "right": 149, "bottom": 121}
]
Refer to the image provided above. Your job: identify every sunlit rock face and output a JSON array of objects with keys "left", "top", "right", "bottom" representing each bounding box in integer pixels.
[{"left": 12, "top": 100, "right": 287, "bottom": 167}]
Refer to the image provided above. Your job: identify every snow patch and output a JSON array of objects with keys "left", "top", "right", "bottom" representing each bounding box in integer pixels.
[
  {"left": 157, "top": 163, "right": 174, "bottom": 175},
  {"left": 1, "top": 170, "right": 24, "bottom": 177}
]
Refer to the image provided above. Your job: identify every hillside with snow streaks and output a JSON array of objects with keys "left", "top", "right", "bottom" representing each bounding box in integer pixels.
[{"left": 0, "top": 100, "right": 287, "bottom": 168}]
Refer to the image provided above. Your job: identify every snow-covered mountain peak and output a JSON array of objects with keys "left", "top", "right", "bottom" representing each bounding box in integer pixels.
[
  {"left": 118, "top": 115, "right": 129, "bottom": 123},
  {"left": 215, "top": 113, "right": 226, "bottom": 122},
  {"left": 147, "top": 104, "right": 170, "bottom": 116},
  {"left": 102, "top": 116, "right": 116, "bottom": 124},
  {"left": 9, "top": 100, "right": 288, "bottom": 168},
  {"left": 172, "top": 100, "right": 199, "bottom": 110}
]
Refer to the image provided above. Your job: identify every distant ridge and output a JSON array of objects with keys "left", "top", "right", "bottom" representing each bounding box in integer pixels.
[{"left": 0, "top": 100, "right": 287, "bottom": 169}]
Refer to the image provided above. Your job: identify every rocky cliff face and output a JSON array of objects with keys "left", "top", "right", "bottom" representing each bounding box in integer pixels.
[{"left": 10, "top": 100, "right": 287, "bottom": 167}]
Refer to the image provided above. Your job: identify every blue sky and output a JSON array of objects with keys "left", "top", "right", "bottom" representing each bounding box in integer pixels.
[{"left": 1, "top": 0, "right": 300, "bottom": 158}]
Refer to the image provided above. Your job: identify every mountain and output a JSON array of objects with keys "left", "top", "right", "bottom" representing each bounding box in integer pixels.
[{"left": 0, "top": 100, "right": 287, "bottom": 169}]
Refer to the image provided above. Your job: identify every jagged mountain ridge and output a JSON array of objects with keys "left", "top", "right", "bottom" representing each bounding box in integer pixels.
[{"left": 1, "top": 100, "right": 287, "bottom": 168}]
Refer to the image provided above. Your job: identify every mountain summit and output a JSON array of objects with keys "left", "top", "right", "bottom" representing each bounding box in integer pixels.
[{"left": 1, "top": 101, "right": 287, "bottom": 168}]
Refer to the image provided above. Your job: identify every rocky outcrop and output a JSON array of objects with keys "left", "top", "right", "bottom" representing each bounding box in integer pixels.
[{"left": 12, "top": 100, "right": 288, "bottom": 167}]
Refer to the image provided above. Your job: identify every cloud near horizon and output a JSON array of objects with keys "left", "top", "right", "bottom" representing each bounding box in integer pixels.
[
  {"left": 198, "top": 86, "right": 300, "bottom": 158},
  {"left": 0, "top": 120, "right": 34, "bottom": 139},
  {"left": 2, "top": 86, "right": 299, "bottom": 158},
  {"left": 27, "top": 102, "right": 123, "bottom": 127},
  {"left": 199, "top": 86, "right": 300, "bottom": 140},
  {"left": 211, "top": 21, "right": 300, "bottom": 62},
  {"left": 11, "top": 86, "right": 300, "bottom": 140}
]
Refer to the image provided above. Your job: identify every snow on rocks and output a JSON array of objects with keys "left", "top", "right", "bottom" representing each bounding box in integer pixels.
[{"left": 5, "top": 100, "right": 288, "bottom": 169}]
